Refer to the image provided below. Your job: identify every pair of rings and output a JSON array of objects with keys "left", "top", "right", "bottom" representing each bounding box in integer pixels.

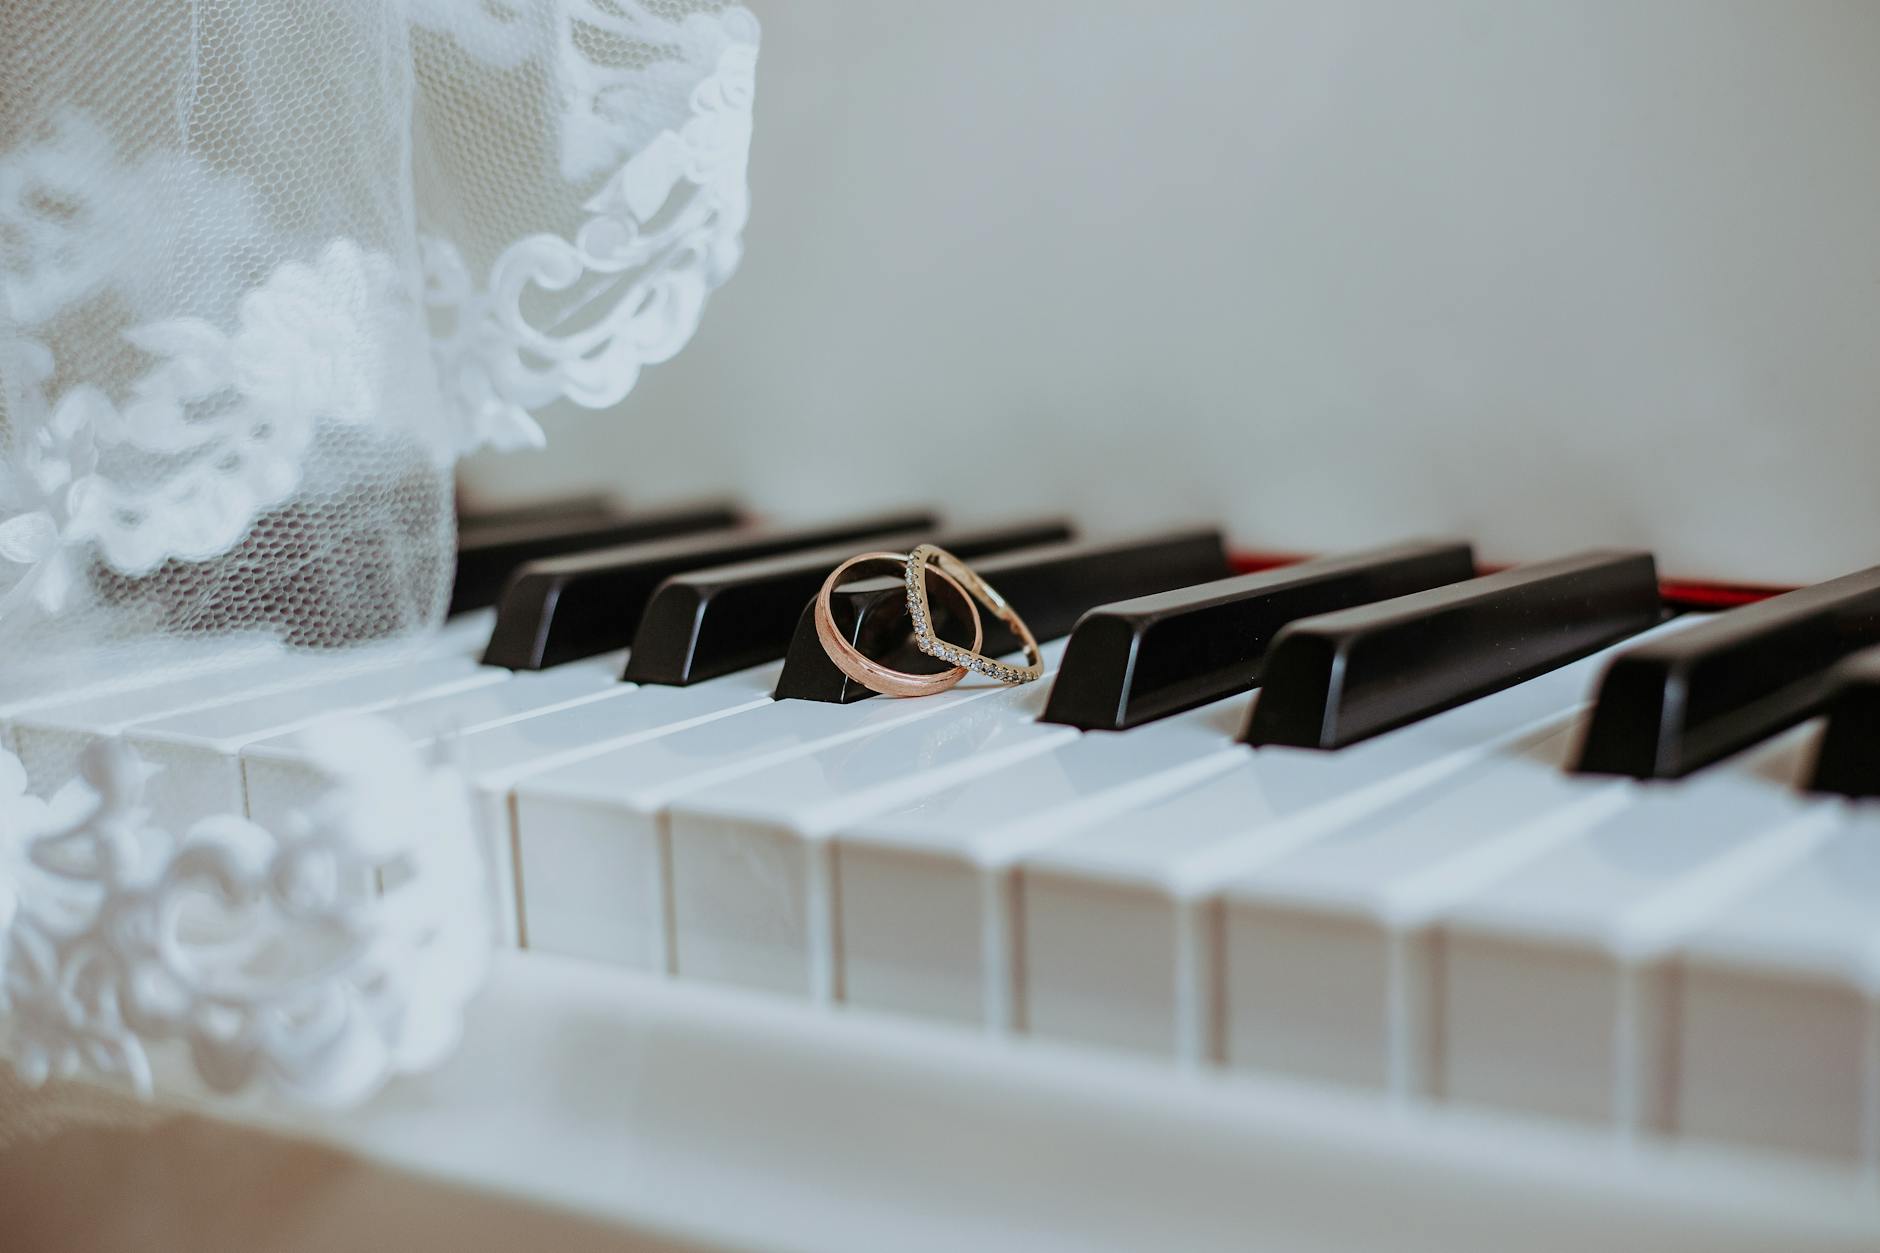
[{"left": 815, "top": 543, "right": 1044, "bottom": 698}]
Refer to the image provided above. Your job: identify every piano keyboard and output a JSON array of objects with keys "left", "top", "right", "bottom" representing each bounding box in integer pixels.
[{"left": 13, "top": 499, "right": 1880, "bottom": 1246}]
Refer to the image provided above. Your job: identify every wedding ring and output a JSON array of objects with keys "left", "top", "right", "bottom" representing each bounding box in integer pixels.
[
  {"left": 904, "top": 544, "right": 1045, "bottom": 685},
  {"left": 815, "top": 552, "right": 986, "bottom": 697}
]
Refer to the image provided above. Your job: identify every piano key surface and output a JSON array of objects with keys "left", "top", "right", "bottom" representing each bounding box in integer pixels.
[
  {"left": 1577, "top": 563, "right": 1880, "bottom": 779},
  {"left": 132, "top": 951, "right": 1880, "bottom": 1253},
  {"left": 240, "top": 655, "right": 626, "bottom": 823},
  {"left": 241, "top": 656, "right": 789, "bottom": 946},
  {"left": 666, "top": 676, "right": 1082, "bottom": 998},
  {"left": 1016, "top": 632, "right": 1662, "bottom": 1062},
  {"left": 1670, "top": 802, "right": 1880, "bottom": 1163},
  {"left": 1040, "top": 539, "right": 1475, "bottom": 731},
  {"left": 829, "top": 699, "right": 1251, "bottom": 1026},
  {"left": 22, "top": 516, "right": 1880, "bottom": 1214},
  {"left": 0, "top": 635, "right": 287, "bottom": 749},
  {"left": 1214, "top": 719, "right": 1593, "bottom": 1092},
  {"left": 1808, "top": 646, "right": 1880, "bottom": 797},
  {"left": 468, "top": 666, "right": 786, "bottom": 950},
  {"left": 484, "top": 509, "right": 938, "bottom": 670},
  {"left": 450, "top": 497, "right": 744, "bottom": 614},
  {"left": 122, "top": 655, "right": 505, "bottom": 827},
  {"left": 5, "top": 618, "right": 501, "bottom": 799},
  {"left": 511, "top": 639, "right": 1071, "bottom": 970}
]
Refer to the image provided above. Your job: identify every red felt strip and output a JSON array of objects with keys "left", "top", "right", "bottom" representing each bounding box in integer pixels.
[{"left": 1228, "top": 549, "right": 1787, "bottom": 612}]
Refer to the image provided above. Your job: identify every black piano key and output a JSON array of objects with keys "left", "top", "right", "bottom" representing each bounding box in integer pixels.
[
  {"left": 1806, "top": 646, "right": 1880, "bottom": 797},
  {"left": 482, "top": 509, "right": 938, "bottom": 670},
  {"left": 1570, "top": 565, "right": 1880, "bottom": 780},
  {"left": 451, "top": 498, "right": 743, "bottom": 615},
  {"left": 774, "top": 529, "right": 1233, "bottom": 704},
  {"left": 1041, "top": 540, "right": 1477, "bottom": 732},
  {"left": 1243, "top": 550, "right": 1661, "bottom": 750},
  {"left": 624, "top": 518, "right": 1076, "bottom": 686}
]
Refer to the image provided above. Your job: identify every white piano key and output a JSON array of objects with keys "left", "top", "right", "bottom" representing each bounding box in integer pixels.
[
  {"left": 121, "top": 655, "right": 503, "bottom": 827},
  {"left": 1016, "top": 635, "right": 1653, "bottom": 1063},
  {"left": 433, "top": 607, "right": 499, "bottom": 657},
  {"left": 1207, "top": 616, "right": 1709, "bottom": 1096},
  {"left": 240, "top": 660, "right": 624, "bottom": 828},
  {"left": 1430, "top": 725, "right": 1830, "bottom": 1135},
  {"left": 5, "top": 612, "right": 510, "bottom": 790},
  {"left": 1668, "top": 797, "right": 1880, "bottom": 1164},
  {"left": 830, "top": 697, "right": 1251, "bottom": 1028},
  {"left": 0, "top": 636, "right": 286, "bottom": 754},
  {"left": 513, "top": 641, "right": 1068, "bottom": 973},
  {"left": 1217, "top": 713, "right": 1597, "bottom": 1095},
  {"left": 664, "top": 680, "right": 1079, "bottom": 1000},
  {"left": 249, "top": 663, "right": 783, "bottom": 947},
  {"left": 476, "top": 670, "right": 786, "bottom": 946},
  {"left": 8, "top": 648, "right": 418, "bottom": 796}
]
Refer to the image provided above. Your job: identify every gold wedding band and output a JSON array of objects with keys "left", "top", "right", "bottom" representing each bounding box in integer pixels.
[
  {"left": 812, "top": 545, "right": 1045, "bottom": 698},
  {"left": 815, "top": 552, "right": 985, "bottom": 697}
]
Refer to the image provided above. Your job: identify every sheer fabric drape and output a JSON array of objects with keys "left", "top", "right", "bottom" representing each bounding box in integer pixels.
[{"left": 0, "top": 0, "right": 757, "bottom": 1103}]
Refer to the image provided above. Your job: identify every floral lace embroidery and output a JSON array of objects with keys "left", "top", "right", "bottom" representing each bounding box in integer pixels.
[
  {"left": 424, "top": 21, "right": 758, "bottom": 452},
  {"left": 0, "top": 341, "right": 90, "bottom": 616},
  {"left": 0, "top": 721, "right": 488, "bottom": 1104},
  {"left": 0, "top": 0, "right": 761, "bottom": 1109},
  {"left": 85, "top": 240, "right": 438, "bottom": 577},
  {"left": 408, "top": 0, "right": 541, "bottom": 71},
  {"left": 2, "top": 241, "right": 432, "bottom": 609},
  {"left": 0, "top": 112, "right": 270, "bottom": 330},
  {"left": 0, "top": 8, "right": 757, "bottom": 594}
]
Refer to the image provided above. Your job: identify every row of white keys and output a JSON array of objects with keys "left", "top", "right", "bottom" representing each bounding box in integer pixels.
[
  {"left": 1214, "top": 712, "right": 1824, "bottom": 1106},
  {"left": 122, "top": 655, "right": 509, "bottom": 826},
  {"left": 665, "top": 679, "right": 1085, "bottom": 999},
  {"left": 1215, "top": 713, "right": 1601, "bottom": 1095},
  {"left": 1422, "top": 726, "right": 1826, "bottom": 1136},
  {"left": 3, "top": 621, "right": 503, "bottom": 801},
  {"left": 827, "top": 697, "right": 1252, "bottom": 1026},
  {"left": 277, "top": 659, "right": 782, "bottom": 946},
  {"left": 468, "top": 666, "right": 791, "bottom": 947},
  {"left": 654, "top": 623, "right": 1678, "bottom": 1030},
  {"left": 1662, "top": 789, "right": 1880, "bottom": 1166},
  {"left": 5, "top": 603, "right": 803, "bottom": 947},
  {"left": 461, "top": 609, "right": 1871, "bottom": 1168},
  {"left": 241, "top": 654, "right": 628, "bottom": 827},
  {"left": 511, "top": 639, "right": 1072, "bottom": 972},
  {"left": 0, "top": 635, "right": 286, "bottom": 755},
  {"left": 238, "top": 652, "right": 630, "bottom": 936},
  {"left": 7, "top": 649, "right": 355, "bottom": 787},
  {"left": 1016, "top": 627, "right": 1690, "bottom": 1064}
]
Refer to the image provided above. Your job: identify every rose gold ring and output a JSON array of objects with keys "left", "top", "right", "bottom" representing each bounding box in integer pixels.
[{"left": 815, "top": 552, "right": 986, "bottom": 697}]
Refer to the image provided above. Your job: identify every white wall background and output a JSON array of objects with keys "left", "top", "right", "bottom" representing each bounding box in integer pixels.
[{"left": 462, "top": 0, "right": 1880, "bottom": 585}]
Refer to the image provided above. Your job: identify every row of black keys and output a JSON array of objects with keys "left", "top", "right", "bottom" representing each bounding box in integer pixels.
[{"left": 455, "top": 500, "right": 1880, "bottom": 796}]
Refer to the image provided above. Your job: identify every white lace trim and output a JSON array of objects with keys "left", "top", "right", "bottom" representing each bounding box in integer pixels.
[
  {"left": 0, "top": 5, "right": 758, "bottom": 598},
  {"left": 0, "top": 239, "right": 434, "bottom": 610},
  {"left": 0, "top": 0, "right": 759, "bottom": 1106},
  {"left": 0, "top": 722, "right": 488, "bottom": 1105},
  {"left": 423, "top": 19, "right": 758, "bottom": 453}
]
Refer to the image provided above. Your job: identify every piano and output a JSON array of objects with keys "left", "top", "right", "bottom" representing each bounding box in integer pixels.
[
  {"left": 10, "top": 5, "right": 1880, "bottom": 1250},
  {"left": 7, "top": 491, "right": 1880, "bottom": 1251}
]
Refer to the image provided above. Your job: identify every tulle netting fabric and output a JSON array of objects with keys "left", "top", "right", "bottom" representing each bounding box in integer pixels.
[
  {"left": 1, "top": 0, "right": 757, "bottom": 686},
  {"left": 0, "top": 0, "right": 758, "bottom": 1106}
]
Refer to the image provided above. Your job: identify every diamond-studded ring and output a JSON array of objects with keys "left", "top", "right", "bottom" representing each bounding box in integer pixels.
[
  {"left": 811, "top": 545, "right": 1045, "bottom": 699},
  {"left": 902, "top": 544, "right": 1045, "bottom": 687},
  {"left": 814, "top": 551, "right": 988, "bottom": 698}
]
